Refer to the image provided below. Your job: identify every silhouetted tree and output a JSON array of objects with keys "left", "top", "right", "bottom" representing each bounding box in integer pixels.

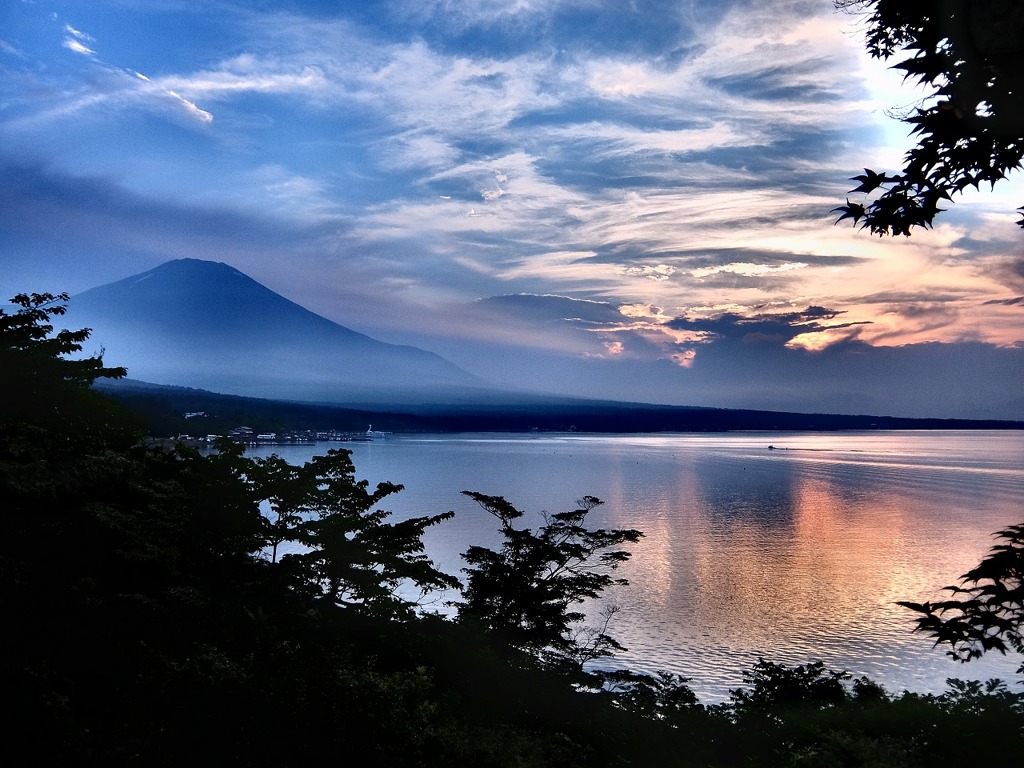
[
  {"left": 457, "top": 492, "right": 642, "bottom": 672},
  {"left": 1, "top": 291, "right": 136, "bottom": 456},
  {"left": 834, "top": 0, "right": 1024, "bottom": 235},
  {"left": 0, "top": 291, "right": 126, "bottom": 387},
  {"left": 728, "top": 659, "right": 851, "bottom": 718},
  {"left": 1, "top": 292, "right": 463, "bottom": 764},
  {"left": 596, "top": 668, "right": 700, "bottom": 722},
  {"left": 241, "top": 446, "right": 459, "bottom": 617},
  {"left": 899, "top": 523, "right": 1024, "bottom": 674}
]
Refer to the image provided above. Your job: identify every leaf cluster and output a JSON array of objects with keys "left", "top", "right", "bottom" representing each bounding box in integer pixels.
[
  {"left": 0, "top": 292, "right": 127, "bottom": 385},
  {"left": 899, "top": 523, "right": 1024, "bottom": 672},
  {"left": 834, "top": 0, "right": 1024, "bottom": 235}
]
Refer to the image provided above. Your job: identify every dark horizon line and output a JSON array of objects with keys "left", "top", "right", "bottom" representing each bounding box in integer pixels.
[{"left": 97, "top": 377, "right": 1024, "bottom": 435}]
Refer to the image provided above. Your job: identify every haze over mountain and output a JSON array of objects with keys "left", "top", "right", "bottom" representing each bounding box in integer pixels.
[
  {"left": 58, "top": 258, "right": 1024, "bottom": 420},
  {"left": 64, "top": 259, "right": 485, "bottom": 404}
]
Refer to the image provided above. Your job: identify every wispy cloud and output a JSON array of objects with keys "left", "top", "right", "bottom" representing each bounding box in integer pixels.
[
  {"left": 63, "top": 38, "right": 95, "bottom": 56},
  {"left": 60, "top": 23, "right": 95, "bottom": 55},
  {"left": 3, "top": 0, "right": 1024, "bottom": 416},
  {"left": 157, "top": 64, "right": 327, "bottom": 100}
]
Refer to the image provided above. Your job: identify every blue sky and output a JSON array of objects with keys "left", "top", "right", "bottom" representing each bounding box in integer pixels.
[{"left": 2, "top": 0, "right": 1023, "bottom": 418}]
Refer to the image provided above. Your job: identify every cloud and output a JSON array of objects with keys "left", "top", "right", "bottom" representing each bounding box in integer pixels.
[
  {"left": 60, "top": 23, "right": 96, "bottom": 55},
  {"left": 671, "top": 349, "right": 696, "bottom": 367},
  {"left": 138, "top": 55, "right": 335, "bottom": 123},
  {"left": 619, "top": 264, "right": 676, "bottom": 281},
  {"left": 5, "top": 0, "right": 1024, "bottom": 417},
  {"left": 6, "top": 29, "right": 217, "bottom": 127},
  {"left": 473, "top": 293, "right": 625, "bottom": 325},
  {"left": 63, "top": 38, "right": 95, "bottom": 56},
  {"left": 994, "top": 256, "right": 1024, "bottom": 293},
  {"left": 155, "top": 66, "right": 327, "bottom": 101},
  {"left": 0, "top": 38, "right": 26, "bottom": 58},
  {"left": 163, "top": 90, "right": 213, "bottom": 123},
  {"left": 392, "top": 0, "right": 552, "bottom": 29},
  {"left": 690, "top": 262, "right": 808, "bottom": 279},
  {"left": 466, "top": 294, "right": 869, "bottom": 370},
  {"left": 440, "top": 289, "right": 1024, "bottom": 418},
  {"left": 15, "top": 1, "right": 897, "bottom": 316},
  {"left": 619, "top": 302, "right": 666, "bottom": 319},
  {"left": 666, "top": 305, "right": 867, "bottom": 349},
  {"left": 984, "top": 296, "right": 1024, "bottom": 307},
  {"left": 0, "top": 161, "right": 325, "bottom": 291},
  {"left": 246, "top": 165, "right": 345, "bottom": 223},
  {"left": 64, "top": 25, "right": 93, "bottom": 41}
]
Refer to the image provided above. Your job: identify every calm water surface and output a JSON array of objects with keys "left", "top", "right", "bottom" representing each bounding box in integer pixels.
[{"left": 251, "top": 430, "right": 1024, "bottom": 702}]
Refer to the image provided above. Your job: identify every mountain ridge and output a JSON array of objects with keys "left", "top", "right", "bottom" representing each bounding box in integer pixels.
[{"left": 64, "top": 258, "right": 484, "bottom": 403}]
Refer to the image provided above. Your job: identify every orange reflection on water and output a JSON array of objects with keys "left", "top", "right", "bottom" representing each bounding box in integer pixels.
[
  {"left": 598, "top": 457, "right": 691, "bottom": 608},
  {"left": 665, "top": 450, "right": 1021, "bottom": 663}
]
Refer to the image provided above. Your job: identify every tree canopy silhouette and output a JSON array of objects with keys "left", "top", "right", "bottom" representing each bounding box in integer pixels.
[
  {"left": 834, "top": 0, "right": 1024, "bottom": 235},
  {"left": 456, "top": 492, "right": 642, "bottom": 673},
  {"left": 1, "top": 293, "right": 462, "bottom": 764},
  {"left": 1, "top": 292, "right": 137, "bottom": 454}
]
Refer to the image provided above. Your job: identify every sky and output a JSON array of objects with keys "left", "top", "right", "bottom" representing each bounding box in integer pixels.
[{"left": 2, "top": 0, "right": 1023, "bottom": 419}]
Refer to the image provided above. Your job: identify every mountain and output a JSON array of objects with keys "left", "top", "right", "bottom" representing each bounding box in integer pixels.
[{"left": 64, "top": 259, "right": 484, "bottom": 403}]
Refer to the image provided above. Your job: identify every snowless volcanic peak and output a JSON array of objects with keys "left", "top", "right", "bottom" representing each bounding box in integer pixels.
[{"left": 66, "top": 259, "right": 481, "bottom": 403}]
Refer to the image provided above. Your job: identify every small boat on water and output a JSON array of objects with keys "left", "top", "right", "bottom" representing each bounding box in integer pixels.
[{"left": 348, "top": 425, "right": 391, "bottom": 442}]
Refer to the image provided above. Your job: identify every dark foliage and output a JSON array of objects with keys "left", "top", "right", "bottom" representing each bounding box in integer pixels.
[
  {"left": 240, "top": 446, "right": 458, "bottom": 616},
  {"left": 709, "top": 659, "right": 1024, "bottom": 767},
  {"left": 899, "top": 523, "right": 1024, "bottom": 672},
  {"left": 729, "top": 659, "right": 852, "bottom": 717},
  {"left": 0, "top": 294, "right": 471, "bottom": 765},
  {"left": 6, "top": 290, "right": 1024, "bottom": 766},
  {"left": 1, "top": 292, "right": 138, "bottom": 456},
  {"left": 834, "top": 0, "right": 1024, "bottom": 235},
  {"left": 456, "top": 492, "right": 642, "bottom": 672}
]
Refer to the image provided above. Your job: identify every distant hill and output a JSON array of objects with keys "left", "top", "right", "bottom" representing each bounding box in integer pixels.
[
  {"left": 64, "top": 259, "right": 485, "bottom": 403},
  {"left": 97, "top": 377, "right": 1024, "bottom": 437}
]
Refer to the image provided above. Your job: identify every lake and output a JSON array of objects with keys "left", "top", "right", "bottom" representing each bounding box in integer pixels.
[{"left": 248, "top": 430, "right": 1024, "bottom": 702}]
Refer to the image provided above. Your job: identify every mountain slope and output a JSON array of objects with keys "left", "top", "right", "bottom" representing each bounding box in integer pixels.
[{"left": 64, "top": 259, "right": 482, "bottom": 403}]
